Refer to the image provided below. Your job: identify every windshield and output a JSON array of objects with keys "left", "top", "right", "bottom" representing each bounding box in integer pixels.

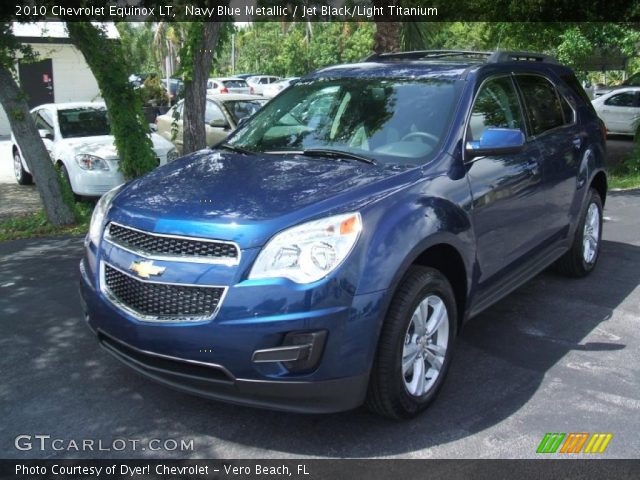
[
  {"left": 223, "top": 100, "right": 267, "bottom": 123},
  {"left": 58, "top": 107, "right": 111, "bottom": 138},
  {"left": 226, "top": 77, "right": 459, "bottom": 165}
]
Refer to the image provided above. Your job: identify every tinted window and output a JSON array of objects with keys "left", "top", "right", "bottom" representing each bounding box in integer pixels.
[
  {"left": 223, "top": 100, "right": 266, "bottom": 123},
  {"left": 468, "top": 76, "right": 524, "bottom": 141},
  {"left": 560, "top": 73, "right": 592, "bottom": 105},
  {"left": 604, "top": 92, "right": 636, "bottom": 107},
  {"left": 228, "top": 78, "right": 459, "bottom": 165},
  {"left": 58, "top": 107, "right": 110, "bottom": 138},
  {"left": 34, "top": 110, "right": 54, "bottom": 135},
  {"left": 560, "top": 95, "right": 575, "bottom": 124},
  {"left": 222, "top": 80, "right": 248, "bottom": 88},
  {"left": 205, "top": 101, "right": 225, "bottom": 123},
  {"left": 516, "top": 75, "right": 565, "bottom": 135}
]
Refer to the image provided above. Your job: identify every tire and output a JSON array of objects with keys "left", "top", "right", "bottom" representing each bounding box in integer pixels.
[
  {"left": 366, "top": 266, "right": 457, "bottom": 419},
  {"left": 58, "top": 163, "right": 80, "bottom": 202},
  {"left": 555, "top": 188, "right": 603, "bottom": 277},
  {"left": 13, "top": 150, "right": 33, "bottom": 185}
]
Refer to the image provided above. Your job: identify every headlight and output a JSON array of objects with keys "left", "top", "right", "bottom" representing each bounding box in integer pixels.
[
  {"left": 87, "top": 185, "right": 123, "bottom": 246},
  {"left": 249, "top": 212, "right": 362, "bottom": 284},
  {"left": 166, "top": 148, "right": 179, "bottom": 162},
  {"left": 76, "top": 154, "right": 110, "bottom": 171}
]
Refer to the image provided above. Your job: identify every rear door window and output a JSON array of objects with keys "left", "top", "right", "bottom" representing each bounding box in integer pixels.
[{"left": 515, "top": 75, "right": 565, "bottom": 135}]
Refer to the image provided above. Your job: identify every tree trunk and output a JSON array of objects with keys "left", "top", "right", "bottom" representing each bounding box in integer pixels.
[
  {"left": 373, "top": 0, "right": 401, "bottom": 54},
  {"left": 66, "top": 22, "right": 158, "bottom": 180},
  {"left": 183, "top": 22, "right": 224, "bottom": 154},
  {"left": 0, "top": 64, "right": 75, "bottom": 226}
]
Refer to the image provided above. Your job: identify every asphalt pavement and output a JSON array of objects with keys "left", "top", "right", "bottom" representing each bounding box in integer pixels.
[{"left": 0, "top": 191, "right": 638, "bottom": 459}]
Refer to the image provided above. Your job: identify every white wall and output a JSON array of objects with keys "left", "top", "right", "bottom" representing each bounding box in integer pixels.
[{"left": 0, "top": 42, "right": 102, "bottom": 136}]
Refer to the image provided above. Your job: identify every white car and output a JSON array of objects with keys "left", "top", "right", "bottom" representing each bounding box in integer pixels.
[
  {"left": 262, "top": 77, "right": 299, "bottom": 99},
  {"left": 12, "top": 102, "right": 178, "bottom": 196},
  {"left": 207, "top": 77, "right": 252, "bottom": 95},
  {"left": 592, "top": 87, "right": 640, "bottom": 137},
  {"left": 246, "top": 75, "right": 281, "bottom": 95}
]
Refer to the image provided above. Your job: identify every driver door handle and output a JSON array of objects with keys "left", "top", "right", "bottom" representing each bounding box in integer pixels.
[{"left": 572, "top": 136, "right": 582, "bottom": 150}]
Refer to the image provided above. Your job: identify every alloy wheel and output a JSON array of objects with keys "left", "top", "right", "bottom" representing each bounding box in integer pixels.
[{"left": 402, "top": 295, "right": 449, "bottom": 397}]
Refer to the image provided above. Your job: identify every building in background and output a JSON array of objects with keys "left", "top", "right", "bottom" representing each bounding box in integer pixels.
[{"left": 0, "top": 22, "right": 118, "bottom": 136}]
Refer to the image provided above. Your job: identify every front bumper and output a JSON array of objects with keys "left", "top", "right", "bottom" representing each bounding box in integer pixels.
[
  {"left": 70, "top": 168, "right": 125, "bottom": 197},
  {"left": 79, "top": 252, "right": 386, "bottom": 413}
]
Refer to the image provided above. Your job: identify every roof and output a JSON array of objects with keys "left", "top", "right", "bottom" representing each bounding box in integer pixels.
[
  {"left": 309, "top": 50, "right": 568, "bottom": 81},
  {"left": 206, "top": 94, "right": 266, "bottom": 101},
  {"left": 208, "top": 77, "right": 248, "bottom": 82},
  {"left": 310, "top": 61, "right": 471, "bottom": 80},
  {"left": 33, "top": 102, "right": 106, "bottom": 112},
  {"left": 12, "top": 22, "right": 119, "bottom": 41}
]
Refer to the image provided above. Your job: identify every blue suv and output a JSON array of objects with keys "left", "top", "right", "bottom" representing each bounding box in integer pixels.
[{"left": 80, "top": 50, "right": 607, "bottom": 419}]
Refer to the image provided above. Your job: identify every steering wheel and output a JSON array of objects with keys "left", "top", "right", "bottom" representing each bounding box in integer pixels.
[{"left": 401, "top": 131, "right": 439, "bottom": 146}]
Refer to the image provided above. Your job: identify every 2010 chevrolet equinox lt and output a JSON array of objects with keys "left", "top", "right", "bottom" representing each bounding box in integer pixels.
[{"left": 80, "top": 50, "right": 607, "bottom": 419}]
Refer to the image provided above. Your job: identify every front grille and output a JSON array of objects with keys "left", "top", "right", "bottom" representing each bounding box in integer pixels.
[
  {"left": 103, "top": 264, "right": 224, "bottom": 320},
  {"left": 107, "top": 223, "right": 239, "bottom": 262}
]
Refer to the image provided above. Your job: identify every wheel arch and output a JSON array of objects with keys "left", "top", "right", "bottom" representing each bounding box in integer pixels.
[
  {"left": 590, "top": 170, "right": 607, "bottom": 206},
  {"left": 411, "top": 243, "right": 468, "bottom": 328}
]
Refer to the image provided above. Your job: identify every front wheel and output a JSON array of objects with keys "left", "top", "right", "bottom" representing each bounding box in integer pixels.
[
  {"left": 13, "top": 151, "right": 33, "bottom": 185},
  {"left": 366, "top": 266, "right": 457, "bottom": 419},
  {"left": 555, "top": 188, "right": 603, "bottom": 277}
]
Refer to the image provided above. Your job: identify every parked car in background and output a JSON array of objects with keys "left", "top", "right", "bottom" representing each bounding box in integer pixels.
[
  {"left": 592, "top": 87, "right": 640, "bottom": 137},
  {"left": 246, "top": 75, "right": 281, "bottom": 95},
  {"left": 207, "top": 77, "right": 253, "bottom": 95},
  {"left": 155, "top": 94, "right": 267, "bottom": 153},
  {"left": 593, "top": 72, "right": 640, "bottom": 97},
  {"left": 233, "top": 73, "right": 259, "bottom": 80},
  {"left": 161, "top": 78, "right": 184, "bottom": 105},
  {"left": 262, "top": 77, "right": 299, "bottom": 99},
  {"left": 128, "top": 73, "right": 156, "bottom": 88},
  {"left": 12, "top": 102, "right": 177, "bottom": 196},
  {"left": 81, "top": 50, "right": 607, "bottom": 419}
]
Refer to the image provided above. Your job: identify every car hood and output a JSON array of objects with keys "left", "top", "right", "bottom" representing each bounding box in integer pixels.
[
  {"left": 59, "top": 134, "right": 174, "bottom": 158},
  {"left": 109, "top": 149, "right": 417, "bottom": 249}
]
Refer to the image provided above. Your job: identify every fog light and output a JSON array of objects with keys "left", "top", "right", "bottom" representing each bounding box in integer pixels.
[{"left": 252, "top": 330, "right": 327, "bottom": 373}]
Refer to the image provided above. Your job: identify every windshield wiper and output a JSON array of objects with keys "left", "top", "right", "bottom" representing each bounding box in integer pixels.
[
  {"left": 218, "top": 143, "right": 256, "bottom": 155},
  {"left": 301, "top": 148, "right": 377, "bottom": 165}
]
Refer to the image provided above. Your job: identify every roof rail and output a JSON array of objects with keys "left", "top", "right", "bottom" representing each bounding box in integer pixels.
[
  {"left": 487, "top": 51, "right": 559, "bottom": 64},
  {"left": 364, "top": 50, "right": 491, "bottom": 62},
  {"left": 364, "top": 49, "right": 559, "bottom": 65}
]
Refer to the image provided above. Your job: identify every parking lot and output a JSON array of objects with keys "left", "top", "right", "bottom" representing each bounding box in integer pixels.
[{"left": 0, "top": 187, "right": 638, "bottom": 459}]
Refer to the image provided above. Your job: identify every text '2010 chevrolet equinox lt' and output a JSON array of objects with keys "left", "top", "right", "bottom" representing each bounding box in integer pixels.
[{"left": 80, "top": 50, "right": 607, "bottom": 419}]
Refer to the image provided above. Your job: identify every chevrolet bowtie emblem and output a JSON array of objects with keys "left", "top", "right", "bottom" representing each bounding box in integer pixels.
[{"left": 130, "top": 260, "right": 166, "bottom": 279}]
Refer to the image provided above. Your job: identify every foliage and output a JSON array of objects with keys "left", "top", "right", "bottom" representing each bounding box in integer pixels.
[
  {"left": 141, "top": 75, "right": 168, "bottom": 106},
  {"left": 0, "top": 209, "right": 90, "bottom": 242},
  {"left": 212, "top": 22, "right": 374, "bottom": 77},
  {"left": 115, "top": 23, "right": 157, "bottom": 75},
  {"left": 0, "top": 22, "right": 35, "bottom": 70},
  {"left": 66, "top": 22, "right": 158, "bottom": 180}
]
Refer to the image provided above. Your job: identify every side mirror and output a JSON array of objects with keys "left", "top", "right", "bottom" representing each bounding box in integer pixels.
[
  {"left": 38, "top": 129, "right": 54, "bottom": 141},
  {"left": 209, "top": 118, "right": 230, "bottom": 129},
  {"left": 465, "top": 128, "right": 525, "bottom": 158}
]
